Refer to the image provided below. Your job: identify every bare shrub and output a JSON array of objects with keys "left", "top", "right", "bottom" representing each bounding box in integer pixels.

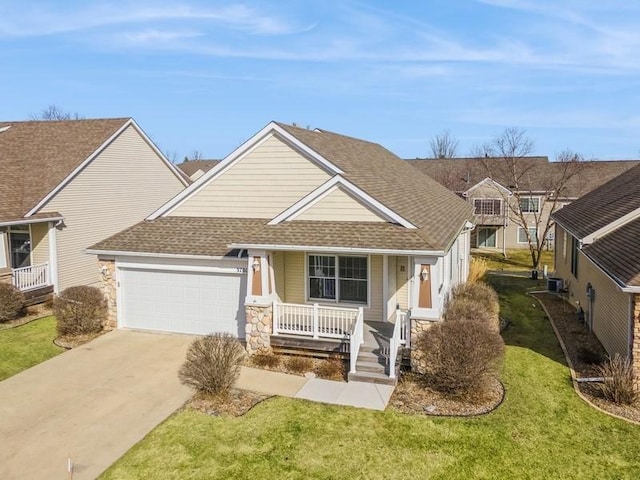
[
  {"left": 594, "top": 354, "right": 638, "bottom": 406},
  {"left": 252, "top": 348, "right": 281, "bottom": 368},
  {"left": 179, "top": 333, "right": 245, "bottom": 395},
  {"left": 450, "top": 282, "right": 499, "bottom": 326},
  {"left": 285, "top": 355, "right": 314, "bottom": 374},
  {"left": 416, "top": 320, "right": 505, "bottom": 400},
  {"left": 468, "top": 257, "right": 488, "bottom": 283},
  {"left": 444, "top": 297, "right": 498, "bottom": 332},
  {"left": 0, "top": 283, "right": 25, "bottom": 322},
  {"left": 54, "top": 286, "right": 106, "bottom": 336},
  {"left": 315, "top": 357, "right": 345, "bottom": 380}
]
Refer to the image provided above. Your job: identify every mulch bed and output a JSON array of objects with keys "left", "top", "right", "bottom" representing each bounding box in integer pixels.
[
  {"left": 54, "top": 331, "right": 107, "bottom": 349},
  {"left": 245, "top": 354, "right": 348, "bottom": 382},
  {"left": 389, "top": 372, "right": 504, "bottom": 416},
  {"left": 533, "top": 292, "right": 640, "bottom": 423},
  {"left": 187, "top": 389, "right": 270, "bottom": 417}
]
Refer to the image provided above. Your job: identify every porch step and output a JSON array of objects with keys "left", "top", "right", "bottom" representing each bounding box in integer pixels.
[
  {"left": 356, "top": 358, "right": 386, "bottom": 374},
  {"left": 348, "top": 370, "right": 397, "bottom": 386}
]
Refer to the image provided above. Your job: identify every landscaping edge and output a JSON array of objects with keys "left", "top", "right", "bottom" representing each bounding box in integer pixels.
[{"left": 530, "top": 292, "right": 640, "bottom": 426}]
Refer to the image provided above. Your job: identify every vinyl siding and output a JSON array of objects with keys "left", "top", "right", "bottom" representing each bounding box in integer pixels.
[
  {"left": 365, "top": 255, "right": 383, "bottom": 322},
  {"left": 30, "top": 222, "right": 50, "bottom": 266},
  {"left": 42, "top": 125, "right": 185, "bottom": 290},
  {"left": 584, "top": 255, "right": 631, "bottom": 358},
  {"left": 272, "top": 251, "right": 285, "bottom": 302},
  {"left": 170, "top": 135, "right": 331, "bottom": 218},
  {"left": 396, "top": 256, "right": 409, "bottom": 310},
  {"left": 282, "top": 251, "right": 305, "bottom": 304},
  {"left": 294, "top": 187, "right": 385, "bottom": 222},
  {"left": 553, "top": 225, "right": 631, "bottom": 358}
]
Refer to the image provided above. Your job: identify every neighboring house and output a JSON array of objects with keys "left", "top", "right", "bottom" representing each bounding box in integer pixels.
[
  {"left": 88, "top": 122, "right": 473, "bottom": 383},
  {"left": 552, "top": 164, "right": 640, "bottom": 383},
  {"left": 409, "top": 157, "right": 639, "bottom": 252},
  {"left": 0, "top": 118, "right": 188, "bottom": 301},
  {"left": 176, "top": 159, "right": 220, "bottom": 180}
]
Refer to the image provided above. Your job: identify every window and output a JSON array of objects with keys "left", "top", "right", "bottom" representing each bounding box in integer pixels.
[
  {"left": 519, "top": 197, "right": 540, "bottom": 213},
  {"left": 473, "top": 199, "right": 501, "bottom": 216},
  {"left": 518, "top": 227, "right": 537, "bottom": 244},
  {"left": 8, "top": 226, "right": 31, "bottom": 269},
  {"left": 570, "top": 236, "right": 579, "bottom": 277},
  {"left": 308, "top": 255, "right": 367, "bottom": 304},
  {"left": 0, "top": 232, "right": 8, "bottom": 269}
]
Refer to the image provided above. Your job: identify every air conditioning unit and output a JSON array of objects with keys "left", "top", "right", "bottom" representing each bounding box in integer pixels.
[{"left": 547, "top": 278, "right": 563, "bottom": 292}]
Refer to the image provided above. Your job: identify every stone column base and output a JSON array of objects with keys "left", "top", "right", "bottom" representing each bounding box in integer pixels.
[
  {"left": 410, "top": 317, "right": 437, "bottom": 374},
  {"left": 98, "top": 259, "right": 117, "bottom": 330},
  {"left": 245, "top": 304, "right": 273, "bottom": 354}
]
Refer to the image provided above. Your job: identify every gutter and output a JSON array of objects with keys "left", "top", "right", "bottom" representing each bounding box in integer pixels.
[
  {"left": 85, "top": 249, "right": 236, "bottom": 261},
  {"left": 228, "top": 243, "right": 446, "bottom": 256},
  {"left": 0, "top": 216, "right": 64, "bottom": 227}
]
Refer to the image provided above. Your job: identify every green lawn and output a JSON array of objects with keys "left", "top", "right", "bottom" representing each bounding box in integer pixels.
[
  {"left": 0, "top": 316, "right": 64, "bottom": 381},
  {"left": 473, "top": 248, "right": 555, "bottom": 272},
  {"left": 101, "top": 277, "right": 640, "bottom": 480}
]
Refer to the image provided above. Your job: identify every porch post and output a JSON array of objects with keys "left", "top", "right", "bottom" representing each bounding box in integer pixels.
[
  {"left": 48, "top": 222, "right": 59, "bottom": 293},
  {"left": 382, "top": 254, "right": 389, "bottom": 322}
]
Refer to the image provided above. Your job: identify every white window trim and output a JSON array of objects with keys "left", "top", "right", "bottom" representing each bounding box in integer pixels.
[
  {"left": 517, "top": 227, "right": 537, "bottom": 244},
  {"left": 305, "top": 253, "right": 370, "bottom": 307},
  {"left": 519, "top": 196, "right": 541, "bottom": 214},
  {"left": 473, "top": 198, "right": 502, "bottom": 216}
]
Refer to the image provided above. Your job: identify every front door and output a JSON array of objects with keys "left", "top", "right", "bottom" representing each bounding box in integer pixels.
[{"left": 478, "top": 227, "right": 497, "bottom": 248}]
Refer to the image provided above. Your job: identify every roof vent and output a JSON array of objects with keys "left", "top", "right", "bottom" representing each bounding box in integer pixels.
[{"left": 0, "top": 126, "right": 11, "bottom": 133}]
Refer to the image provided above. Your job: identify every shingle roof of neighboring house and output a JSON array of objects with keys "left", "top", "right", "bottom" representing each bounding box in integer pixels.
[
  {"left": 407, "top": 157, "right": 640, "bottom": 199},
  {"left": 276, "top": 123, "right": 472, "bottom": 250},
  {"left": 88, "top": 217, "right": 266, "bottom": 257},
  {"left": 176, "top": 159, "right": 220, "bottom": 177},
  {"left": 552, "top": 163, "right": 640, "bottom": 239},
  {"left": 0, "top": 118, "right": 130, "bottom": 222},
  {"left": 582, "top": 218, "right": 640, "bottom": 287}
]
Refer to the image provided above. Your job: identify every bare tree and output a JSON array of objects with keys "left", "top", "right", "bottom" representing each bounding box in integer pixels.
[
  {"left": 429, "top": 130, "right": 459, "bottom": 158},
  {"left": 31, "top": 105, "right": 84, "bottom": 121},
  {"left": 479, "top": 128, "right": 585, "bottom": 269}
]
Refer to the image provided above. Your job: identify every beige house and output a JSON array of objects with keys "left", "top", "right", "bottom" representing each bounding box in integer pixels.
[
  {"left": 89, "top": 122, "right": 473, "bottom": 384},
  {"left": 409, "top": 157, "right": 639, "bottom": 252},
  {"left": 552, "top": 163, "right": 640, "bottom": 383},
  {"left": 0, "top": 118, "right": 188, "bottom": 301}
]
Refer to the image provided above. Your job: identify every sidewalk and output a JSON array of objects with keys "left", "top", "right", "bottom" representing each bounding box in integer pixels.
[{"left": 237, "top": 366, "right": 394, "bottom": 411}]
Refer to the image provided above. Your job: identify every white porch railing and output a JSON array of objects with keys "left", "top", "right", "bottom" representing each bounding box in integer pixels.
[
  {"left": 273, "top": 302, "right": 361, "bottom": 340},
  {"left": 389, "top": 310, "right": 408, "bottom": 379},
  {"left": 12, "top": 262, "right": 50, "bottom": 291},
  {"left": 349, "top": 307, "right": 364, "bottom": 374}
]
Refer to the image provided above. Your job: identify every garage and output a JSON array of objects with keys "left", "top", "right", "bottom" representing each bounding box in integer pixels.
[{"left": 118, "top": 265, "right": 247, "bottom": 337}]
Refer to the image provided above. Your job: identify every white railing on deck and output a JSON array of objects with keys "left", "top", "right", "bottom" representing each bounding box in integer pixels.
[
  {"left": 399, "top": 310, "right": 410, "bottom": 349},
  {"left": 273, "top": 302, "right": 360, "bottom": 339},
  {"left": 12, "top": 262, "right": 50, "bottom": 291},
  {"left": 349, "top": 307, "right": 364, "bottom": 374},
  {"left": 389, "top": 310, "right": 408, "bottom": 379}
]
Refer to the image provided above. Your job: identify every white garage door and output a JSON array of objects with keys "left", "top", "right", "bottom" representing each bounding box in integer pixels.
[{"left": 120, "top": 268, "right": 247, "bottom": 337}]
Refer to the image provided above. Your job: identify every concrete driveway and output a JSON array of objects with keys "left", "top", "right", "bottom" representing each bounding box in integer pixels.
[{"left": 0, "top": 330, "right": 193, "bottom": 480}]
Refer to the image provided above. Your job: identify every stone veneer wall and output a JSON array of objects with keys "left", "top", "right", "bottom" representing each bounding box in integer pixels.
[
  {"left": 245, "top": 304, "right": 272, "bottom": 354},
  {"left": 98, "top": 259, "right": 117, "bottom": 330},
  {"left": 634, "top": 294, "right": 640, "bottom": 388},
  {"left": 410, "top": 318, "right": 436, "bottom": 373}
]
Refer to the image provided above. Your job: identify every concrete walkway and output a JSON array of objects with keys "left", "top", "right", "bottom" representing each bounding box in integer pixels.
[
  {"left": 237, "top": 366, "right": 395, "bottom": 411},
  {"left": 0, "top": 330, "right": 193, "bottom": 480}
]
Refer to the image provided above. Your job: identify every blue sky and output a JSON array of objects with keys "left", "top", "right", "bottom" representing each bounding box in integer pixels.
[{"left": 1, "top": 0, "right": 639, "bottom": 161}]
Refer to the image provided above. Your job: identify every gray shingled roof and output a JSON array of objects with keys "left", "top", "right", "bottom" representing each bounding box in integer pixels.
[
  {"left": 552, "top": 163, "right": 640, "bottom": 239},
  {"left": 89, "top": 217, "right": 266, "bottom": 257},
  {"left": 277, "top": 123, "right": 472, "bottom": 250},
  {"left": 408, "top": 157, "right": 640, "bottom": 199},
  {"left": 583, "top": 217, "right": 640, "bottom": 287},
  {"left": 0, "top": 118, "right": 130, "bottom": 222},
  {"left": 236, "top": 220, "right": 438, "bottom": 251}
]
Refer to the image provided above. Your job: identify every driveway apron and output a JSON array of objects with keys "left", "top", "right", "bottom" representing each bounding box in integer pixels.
[{"left": 0, "top": 330, "right": 193, "bottom": 480}]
